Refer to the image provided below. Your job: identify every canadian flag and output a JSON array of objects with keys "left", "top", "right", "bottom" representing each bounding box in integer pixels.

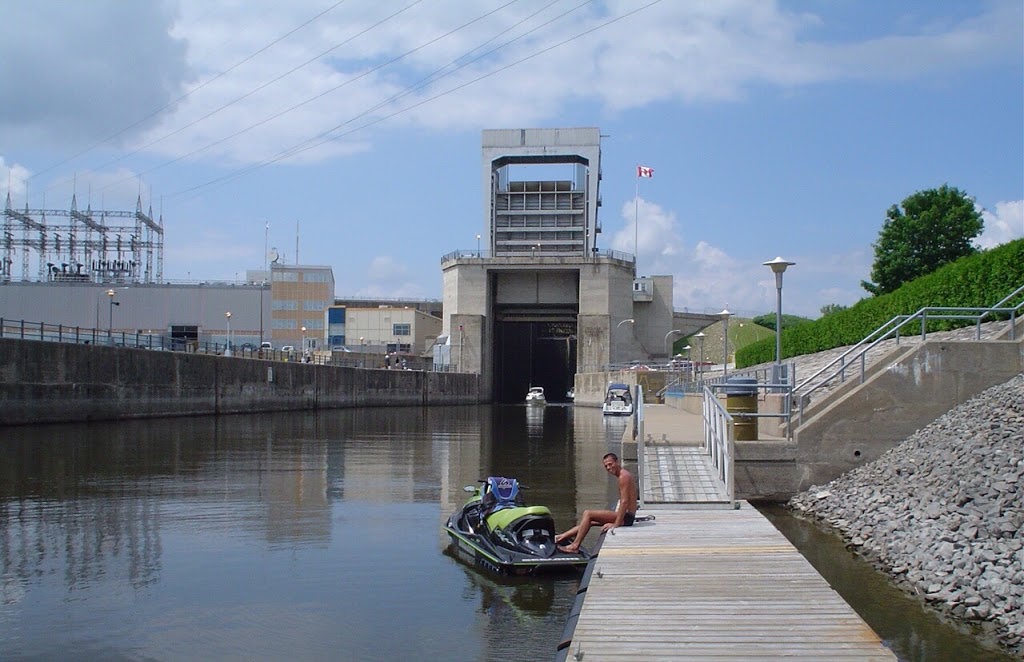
[{"left": 637, "top": 165, "right": 654, "bottom": 178}]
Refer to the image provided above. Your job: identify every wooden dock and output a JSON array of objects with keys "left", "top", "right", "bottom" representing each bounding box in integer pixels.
[
  {"left": 559, "top": 504, "right": 895, "bottom": 660},
  {"left": 558, "top": 404, "right": 895, "bottom": 660}
]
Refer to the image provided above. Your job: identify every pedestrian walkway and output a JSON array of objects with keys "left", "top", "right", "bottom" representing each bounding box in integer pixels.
[{"left": 630, "top": 404, "right": 732, "bottom": 507}]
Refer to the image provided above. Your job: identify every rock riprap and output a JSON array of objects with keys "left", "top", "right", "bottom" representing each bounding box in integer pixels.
[{"left": 789, "top": 373, "right": 1024, "bottom": 656}]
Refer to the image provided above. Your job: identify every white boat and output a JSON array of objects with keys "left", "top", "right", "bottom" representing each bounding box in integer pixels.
[
  {"left": 525, "top": 386, "right": 546, "bottom": 406},
  {"left": 565, "top": 387, "right": 575, "bottom": 401},
  {"left": 602, "top": 382, "right": 633, "bottom": 416}
]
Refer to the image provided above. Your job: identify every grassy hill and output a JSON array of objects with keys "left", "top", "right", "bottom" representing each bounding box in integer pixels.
[{"left": 674, "top": 317, "right": 774, "bottom": 366}]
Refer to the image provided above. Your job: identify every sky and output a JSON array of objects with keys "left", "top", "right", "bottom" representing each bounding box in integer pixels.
[{"left": 1, "top": 0, "right": 1021, "bottom": 319}]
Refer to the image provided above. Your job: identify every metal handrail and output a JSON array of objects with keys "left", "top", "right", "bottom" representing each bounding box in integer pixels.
[
  {"left": 635, "top": 384, "right": 646, "bottom": 509},
  {"left": 792, "top": 284, "right": 1024, "bottom": 422},
  {"left": 702, "top": 385, "right": 735, "bottom": 506}
]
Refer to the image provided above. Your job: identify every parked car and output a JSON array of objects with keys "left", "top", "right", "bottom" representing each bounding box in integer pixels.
[
  {"left": 260, "top": 341, "right": 273, "bottom": 350},
  {"left": 281, "top": 345, "right": 295, "bottom": 353}
]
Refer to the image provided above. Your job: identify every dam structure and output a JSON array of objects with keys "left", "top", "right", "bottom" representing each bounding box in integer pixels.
[{"left": 441, "top": 128, "right": 680, "bottom": 403}]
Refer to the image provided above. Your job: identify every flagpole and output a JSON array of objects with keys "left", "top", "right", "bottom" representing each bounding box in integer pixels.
[{"left": 634, "top": 163, "right": 640, "bottom": 268}]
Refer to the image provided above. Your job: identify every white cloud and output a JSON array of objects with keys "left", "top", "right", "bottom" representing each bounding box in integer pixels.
[
  {"left": 0, "top": 157, "right": 31, "bottom": 202},
  {"left": 355, "top": 255, "right": 427, "bottom": 299},
  {"left": 977, "top": 199, "right": 1024, "bottom": 249},
  {"left": 607, "top": 196, "right": 869, "bottom": 318},
  {"left": 6, "top": 0, "right": 1012, "bottom": 169}
]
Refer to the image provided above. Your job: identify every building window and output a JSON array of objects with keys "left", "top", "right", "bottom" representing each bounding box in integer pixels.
[
  {"left": 327, "top": 307, "right": 346, "bottom": 323},
  {"left": 303, "top": 271, "right": 329, "bottom": 283},
  {"left": 393, "top": 323, "right": 411, "bottom": 336},
  {"left": 272, "top": 319, "right": 297, "bottom": 330},
  {"left": 304, "top": 320, "right": 324, "bottom": 330},
  {"left": 273, "top": 271, "right": 298, "bottom": 282},
  {"left": 272, "top": 300, "right": 298, "bottom": 310},
  {"left": 304, "top": 301, "right": 325, "bottom": 311}
]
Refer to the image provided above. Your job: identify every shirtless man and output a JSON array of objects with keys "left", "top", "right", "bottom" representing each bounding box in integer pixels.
[{"left": 555, "top": 452, "right": 638, "bottom": 553}]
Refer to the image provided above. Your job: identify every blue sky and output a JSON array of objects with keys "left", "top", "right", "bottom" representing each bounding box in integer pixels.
[{"left": 1, "top": 0, "right": 1021, "bottom": 318}]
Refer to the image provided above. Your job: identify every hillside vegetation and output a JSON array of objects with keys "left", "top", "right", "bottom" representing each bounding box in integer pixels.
[
  {"left": 678, "top": 318, "right": 774, "bottom": 366},
  {"left": 736, "top": 239, "right": 1024, "bottom": 368}
]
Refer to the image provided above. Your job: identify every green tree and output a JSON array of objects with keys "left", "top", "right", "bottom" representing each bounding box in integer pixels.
[
  {"left": 861, "top": 184, "right": 983, "bottom": 296},
  {"left": 751, "top": 313, "right": 812, "bottom": 332},
  {"left": 819, "top": 303, "right": 848, "bottom": 317}
]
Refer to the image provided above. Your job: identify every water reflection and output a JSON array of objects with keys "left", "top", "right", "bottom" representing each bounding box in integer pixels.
[{"left": 0, "top": 405, "right": 618, "bottom": 661}]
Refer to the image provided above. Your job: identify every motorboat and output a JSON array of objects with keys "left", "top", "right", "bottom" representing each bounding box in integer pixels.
[
  {"left": 565, "top": 387, "right": 575, "bottom": 401},
  {"left": 525, "top": 386, "right": 546, "bottom": 406},
  {"left": 444, "top": 477, "right": 590, "bottom": 575},
  {"left": 602, "top": 382, "right": 633, "bottom": 416}
]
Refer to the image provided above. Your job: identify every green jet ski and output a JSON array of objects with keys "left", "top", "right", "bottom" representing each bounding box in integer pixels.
[{"left": 444, "top": 476, "right": 591, "bottom": 575}]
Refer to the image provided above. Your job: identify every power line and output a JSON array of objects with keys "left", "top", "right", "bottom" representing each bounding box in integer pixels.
[
  {"left": 30, "top": 0, "right": 350, "bottom": 185},
  {"left": 172, "top": 0, "right": 645, "bottom": 201},
  {"left": 98, "top": 0, "right": 526, "bottom": 194},
  {"left": 90, "top": 0, "right": 425, "bottom": 197}
]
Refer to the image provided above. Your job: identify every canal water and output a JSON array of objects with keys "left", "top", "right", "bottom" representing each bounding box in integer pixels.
[{"left": 0, "top": 405, "right": 1010, "bottom": 661}]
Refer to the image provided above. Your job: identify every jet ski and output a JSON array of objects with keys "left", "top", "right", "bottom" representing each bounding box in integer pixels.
[{"left": 444, "top": 476, "right": 590, "bottom": 575}]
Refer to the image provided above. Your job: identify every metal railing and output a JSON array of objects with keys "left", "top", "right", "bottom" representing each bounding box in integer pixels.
[
  {"left": 0, "top": 318, "right": 444, "bottom": 370},
  {"left": 702, "top": 385, "right": 736, "bottom": 505},
  {"left": 792, "top": 284, "right": 1024, "bottom": 424},
  {"left": 635, "top": 384, "right": 646, "bottom": 509},
  {"left": 634, "top": 383, "right": 736, "bottom": 507},
  {"left": 440, "top": 247, "right": 635, "bottom": 264}
]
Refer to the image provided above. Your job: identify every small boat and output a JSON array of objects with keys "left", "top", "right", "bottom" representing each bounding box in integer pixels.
[
  {"left": 444, "top": 477, "right": 590, "bottom": 575},
  {"left": 525, "top": 386, "right": 546, "bottom": 406},
  {"left": 565, "top": 387, "right": 575, "bottom": 401},
  {"left": 602, "top": 382, "right": 633, "bottom": 416}
]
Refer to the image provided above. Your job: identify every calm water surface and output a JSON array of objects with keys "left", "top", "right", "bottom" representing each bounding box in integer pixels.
[
  {"left": 0, "top": 405, "right": 622, "bottom": 661},
  {"left": 0, "top": 405, "right": 1009, "bottom": 661}
]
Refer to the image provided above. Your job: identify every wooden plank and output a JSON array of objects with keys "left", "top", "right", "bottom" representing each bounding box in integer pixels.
[{"left": 565, "top": 503, "right": 895, "bottom": 661}]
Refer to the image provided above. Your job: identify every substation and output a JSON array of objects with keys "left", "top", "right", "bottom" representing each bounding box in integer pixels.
[{"left": 2, "top": 192, "right": 164, "bottom": 285}]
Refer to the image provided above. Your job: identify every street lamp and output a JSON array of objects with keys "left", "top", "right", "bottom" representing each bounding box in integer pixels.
[
  {"left": 682, "top": 344, "right": 691, "bottom": 380},
  {"left": 225, "top": 311, "right": 232, "bottom": 357},
  {"left": 106, "top": 289, "right": 120, "bottom": 342},
  {"left": 664, "top": 329, "right": 682, "bottom": 358},
  {"left": 719, "top": 308, "right": 731, "bottom": 380},
  {"left": 615, "top": 318, "right": 634, "bottom": 365},
  {"left": 694, "top": 331, "right": 705, "bottom": 382},
  {"left": 301, "top": 325, "right": 307, "bottom": 351},
  {"left": 763, "top": 256, "right": 796, "bottom": 384},
  {"left": 476, "top": 234, "right": 481, "bottom": 256}
]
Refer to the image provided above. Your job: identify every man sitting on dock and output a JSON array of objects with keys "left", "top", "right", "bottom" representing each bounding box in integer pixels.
[{"left": 555, "top": 452, "right": 638, "bottom": 553}]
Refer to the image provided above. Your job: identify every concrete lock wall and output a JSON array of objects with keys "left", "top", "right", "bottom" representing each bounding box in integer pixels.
[
  {"left": 733, "top": 337, "right": 1024, "bottom": 500},
  {"left": 0, "top": 338, "right": 482, "bottom": 426}
]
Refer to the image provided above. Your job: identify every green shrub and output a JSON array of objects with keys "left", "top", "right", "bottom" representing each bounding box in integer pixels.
[{"left": 735, "top": 239, "right": 1024, "bottom": 368}]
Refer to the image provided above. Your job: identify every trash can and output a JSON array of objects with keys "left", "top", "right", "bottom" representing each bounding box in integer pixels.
[{"left": 724, "top": 377, "right": 759, "bottom": 441}]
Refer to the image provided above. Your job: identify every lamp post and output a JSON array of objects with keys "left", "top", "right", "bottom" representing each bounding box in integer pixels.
[
  {"left": 476, "top": 234, "right": 481, "bottom": 257},
  {"left": 682, "top": 344, "right": 691, "bottom": 380},
  {"left": 615, "top": 318, "right": 634, "bottom": 365},
  {"left": 763, "top": 256, "right": 796, "bottom": 384},
  {"left": 694, "top": 331, "right": 705, "bottom": 382},
  {"left": 225, "top": 311, "right": 232, "bottom": 357},
  {"left": 106, "top": 289, "right": 120, "bottom": 342},
  {"left": 664, "top": 329, "right": 682, "bottom": 358},
  {"left": 719, "top": 308, "right": 731, "bottom": 380}
]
